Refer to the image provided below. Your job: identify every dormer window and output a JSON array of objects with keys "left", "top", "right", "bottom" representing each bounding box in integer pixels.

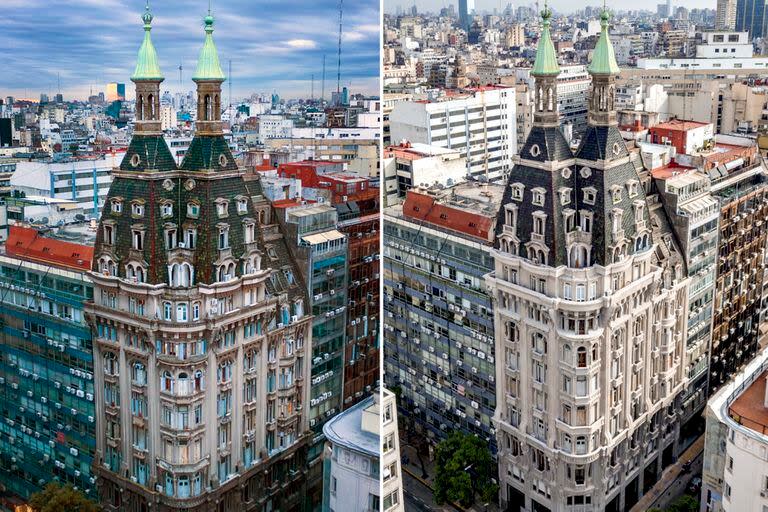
[
  {"left": 218, "top": 226, "right": 229, "bottom": 250},
  {"left": 532, "top": 211, "right": 547, "bottom": 236},
  {"left": 633, "top": 200, "right": 645, "bottom": 222},
  {"left": 216, "top": 199, "right": 229, "bottom": 218},
  {"left": 131, "top": 202, "right": 144, "bottom": 217},
  {"left": 511, "top": 183, "right": 525, "bottom": 202},
  {"left": 103, "top": 224, "right": 115, "bottom": 245},
  {"left": 611, "top": 185, "right": 622, "bottom": 204},
  {"left": 583, "top": 187, "right": 597, "bottom": 205},
  {"left": 244, "top": 222, "right": 256, "bottom": 243},
  {"left": 111, "top": 200, "right": 122, "bottom": 214},
  {"left": 132, "top": 230, "right": 144, "bottom": 251},
  {"left": 532, "top": 187, "right": 546, "bottom": 207},
  {"left": 237, "top": 198, "right": 248, "bottom": 214},
  {"left": 611, "top": 208, "right": 623, "bottom": 233},
  {"left": 161, "top": 202, "right": 173, "bottom": 217},
  {"left": 626, "top": 180, "right": 639, "bottom": 198},
  {"left": 579, "top": 211, "right": 593, "bottom": 233},
  {"left": 563, "top": 209, "right": 576, "bottom": 232},
  {"left": 559, "top": 187, "right": 572, "bottom": 206},
  {"left": 187, "top": 202, "right": 200, "bottom": 218}
]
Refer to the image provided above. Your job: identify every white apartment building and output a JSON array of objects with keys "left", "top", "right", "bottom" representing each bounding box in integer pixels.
[
  {"left": 11, "top": 155, "right": 120, "bottom": 217},
  {"left": 381, "top": 388, "right": 404, "bottom": 512},
  {"left": 160, "top": 105, "right": 177, "bottom": 131},
  {"left": 388, "top": 86, "right": 517, "bottom": 182},
  {"left": 382, "top": 142, "right": 467, "bottom": 205},
  {"left": 638, "top": 32, "right": 768, "bottom": 70},
  {"left": 258, "top": 114, "right": 295, "bottom": 142},
  {"left": 515, "top": 65, "right": 591, "bottom": 137},
  {"left": 701, "top": 348, "right": 768, "bottom": 512},
  {"left": 322, "top": 394, "right": 381, "bottom": 512}
]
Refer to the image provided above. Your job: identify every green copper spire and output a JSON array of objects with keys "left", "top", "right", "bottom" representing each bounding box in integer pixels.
[
  {"left": 192, "top": 11, "right": 226, "bottom": 81},
  {"left": 131, "top": 2, "right": 164, "bottom": 81},
  {"left": 588, "top": 9, "right": 621, "bottom": 75},
  {"left": 531, "top": 3, "right": 560, "bottom": 76}
]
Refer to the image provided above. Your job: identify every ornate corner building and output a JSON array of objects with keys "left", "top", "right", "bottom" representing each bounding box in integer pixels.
[
  {"left": 84, "top": 7, "right": 312, "bottom": 511},
  {"left": 487, "top": 8, "right": 692, "bottom": 512}
]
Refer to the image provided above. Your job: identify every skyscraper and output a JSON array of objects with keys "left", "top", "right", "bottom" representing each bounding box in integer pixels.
[
  {"left": 106, "top": 82, "right": 126, "bottom": 102},
  {"left": 490, "top": 8, "right": 691, "bottom": 511},
  {"left": 716, "top": 0, "right": 737, "bottom": 29},
  {"left": 458, "top": 0, "right": 474, "bottom": 30},
  {"left": 736, "top": 0, "right": 768, "bottom": 38},
  {"left": 87, "top": 6, "right": 312, "bottom": 511}
]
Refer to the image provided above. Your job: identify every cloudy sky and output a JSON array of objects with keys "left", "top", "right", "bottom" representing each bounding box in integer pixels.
[
  {"left": 387, "top": 0, "right": 713, "bottom": 14},
  {"left": 3, "top": 0, "right": 380, "bottom": 101}
]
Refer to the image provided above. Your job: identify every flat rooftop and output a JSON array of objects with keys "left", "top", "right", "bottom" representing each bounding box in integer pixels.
[
  {"left": 729, "top": 370, "right": 768, "bottom": 437},
  {"left": 652, "top": 119, "right": 710, "bottom": 131},
  {"left": 322, "top": 395, "right": 379, "bottom": 457}
]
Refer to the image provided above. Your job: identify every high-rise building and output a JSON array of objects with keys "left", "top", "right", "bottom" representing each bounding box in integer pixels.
[
  {"left": 701, "top": 346, "right": 768, "bottom": 512},
  {"left": 709, "top": 145, "right": 768, "bottom": 389},
  {"left": 86, "top": 7, "right": 312, "bottom": 511},
  {"left": 106, "top": 82, "right": 126, "bottom": 102},
  {"left": 322, "top": 393, "right": 380, "bottom": 512},
  {"left": 459, "top": 0, "right": 470, "bottom": 30},
  {"left": 383, "top": 184, "right": 501, "bottom": 452},
  {"left": 716, "top": 0, "right": 737, "bottom": 29},
  {"left": 389, "top": 86, "right": 517, "bottom": 182},
  {"left": 0, "top": 226, "right": 97, "bottom": 504},
  {"left": 736, "top": 0, "right": 768, "bottom": 39},
  {"left": 381, "top": 388, "right": 404, "bottom": 512},
  {"left": 490, "top": 9, "right": 691, "bottom": 511}
]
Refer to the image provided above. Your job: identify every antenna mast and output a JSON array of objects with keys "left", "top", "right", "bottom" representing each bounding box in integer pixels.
[
  {"left": 229, "top": 59, "right": 232, "bottom": 108},
  {"left": 337, "top": 0, "right": 343, "bottom": 96},
  {"left": 321, "top": 55, "right": 326, "bottom": 104}
]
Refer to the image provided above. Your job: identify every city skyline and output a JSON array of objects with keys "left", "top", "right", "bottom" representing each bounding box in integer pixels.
[
  {"left": 2, "top": 0, "right": 380, "bottom": 101},
  {"left": 386, "top": 0, "right": 715, "bottom": 14}
]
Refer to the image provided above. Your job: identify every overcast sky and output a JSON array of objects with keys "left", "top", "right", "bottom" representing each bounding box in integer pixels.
[
  {"left": 2, "top": 0, "right": 380, "bottom": 101},
  {"left": 386, "top": 0, "right": 714, "bottom": 14}
]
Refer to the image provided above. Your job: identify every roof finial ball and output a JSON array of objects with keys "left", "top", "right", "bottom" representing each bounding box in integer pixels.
[{"left": 142, "top": 1, "right": 153, "bottom": 27}]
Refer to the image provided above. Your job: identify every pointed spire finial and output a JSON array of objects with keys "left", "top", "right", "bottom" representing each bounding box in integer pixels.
[
  {"left": 588, "top": 5, "right": 620, "bottom": 75},
  {"left": 132, "top": 0, "right": 163, "bottom": 80},
  {"left": 193, "top": 4, "right": 226, "bottom": 81},
  {"left": 531, "top": 0, "right": 559, "bottom": 76}
]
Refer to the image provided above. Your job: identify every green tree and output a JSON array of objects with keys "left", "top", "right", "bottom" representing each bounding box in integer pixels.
[
  {"left": 667, "top": 495, "right": 698, "bottom": 512},
  {"left": 29, "top": 482, "right": 99, "bottom": 512},
  {"left": 433, "top": 431, "right": 498, "bottom": 507}
]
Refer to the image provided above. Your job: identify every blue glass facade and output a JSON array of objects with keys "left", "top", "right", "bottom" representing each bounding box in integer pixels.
[{"left": 0, "top": 256, "right": 96, "bottom": 501}]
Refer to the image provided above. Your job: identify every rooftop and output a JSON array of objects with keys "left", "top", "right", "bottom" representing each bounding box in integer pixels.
[
  {"left": 728, "top": 369, "right": 768, "bottom": 437},
  {"left": 651, "top": 119, "right": 710, "bottom": 132},
  {"left": 384, "top": 142, "right": 459, "bottom": 160},
  {"left": 322, "top": 395, "right": 379, "bottom": 457},
  {"left": 5, "top": 225, "right": 94, "bottom": 272}
]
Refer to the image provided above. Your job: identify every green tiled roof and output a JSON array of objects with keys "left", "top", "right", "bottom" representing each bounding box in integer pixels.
[
  {"left": 532, "top": 6, "right": 560, "bottom": 76},
  {"left": 180, "top": 135, "right": 238, "bottom": 171},
  {"left": 588, "top": 10, "right": 621, "bottom": 75},
  {"left": 192, "top": 14, "right": 226, "bottom": 81},
  {"left": 120, "top": 134, "right": 178, "bottom": 172},
  {"left": 132, "top": 5, "right": 164, "bottom": 81}
]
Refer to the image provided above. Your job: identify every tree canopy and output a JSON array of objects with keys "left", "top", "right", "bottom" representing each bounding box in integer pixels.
[
  {"left": 29, "top": 482, "right": 99, "bottom": 512},
  {"left": 433, "top": 431, "right": 497, "bottom": 507}
]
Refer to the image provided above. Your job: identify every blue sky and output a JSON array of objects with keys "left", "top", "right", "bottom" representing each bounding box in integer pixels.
[{"left": 3, "top": 0, "right": 380, "bottom": 101}]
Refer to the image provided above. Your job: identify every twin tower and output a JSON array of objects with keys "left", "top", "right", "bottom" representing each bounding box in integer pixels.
[{"left": 132, "top": 3, "right": 226, "bottom": 140}]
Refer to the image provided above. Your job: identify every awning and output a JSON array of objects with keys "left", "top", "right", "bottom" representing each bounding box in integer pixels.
[{"left": 301, "top": 230, "right": 345, "bottom": 245}]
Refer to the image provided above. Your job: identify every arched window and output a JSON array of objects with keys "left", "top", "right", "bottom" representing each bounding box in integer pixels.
[
  {"left": 562, "top": 344, "right": 572, "bottom": 363},
  {"left": 147, "top": 94, "right": 154, "bottom": 118},
  {"left": 194, "top": 370, "right": 204, "bottom": 391},
  {"left": 577, "top": 347, "right": 587, "bottom": 368},
  {"left": 136, "top": 95, "right": 143, "bottom": 121},
  {"left": 161, "top": 371, "right": 174, "bottom": 392},
  {"left": 204, "top": 95, "right": 212, "bottom": 121},
  {"left": 569, "top": 246, "right": 589, "bottom": 268}
]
